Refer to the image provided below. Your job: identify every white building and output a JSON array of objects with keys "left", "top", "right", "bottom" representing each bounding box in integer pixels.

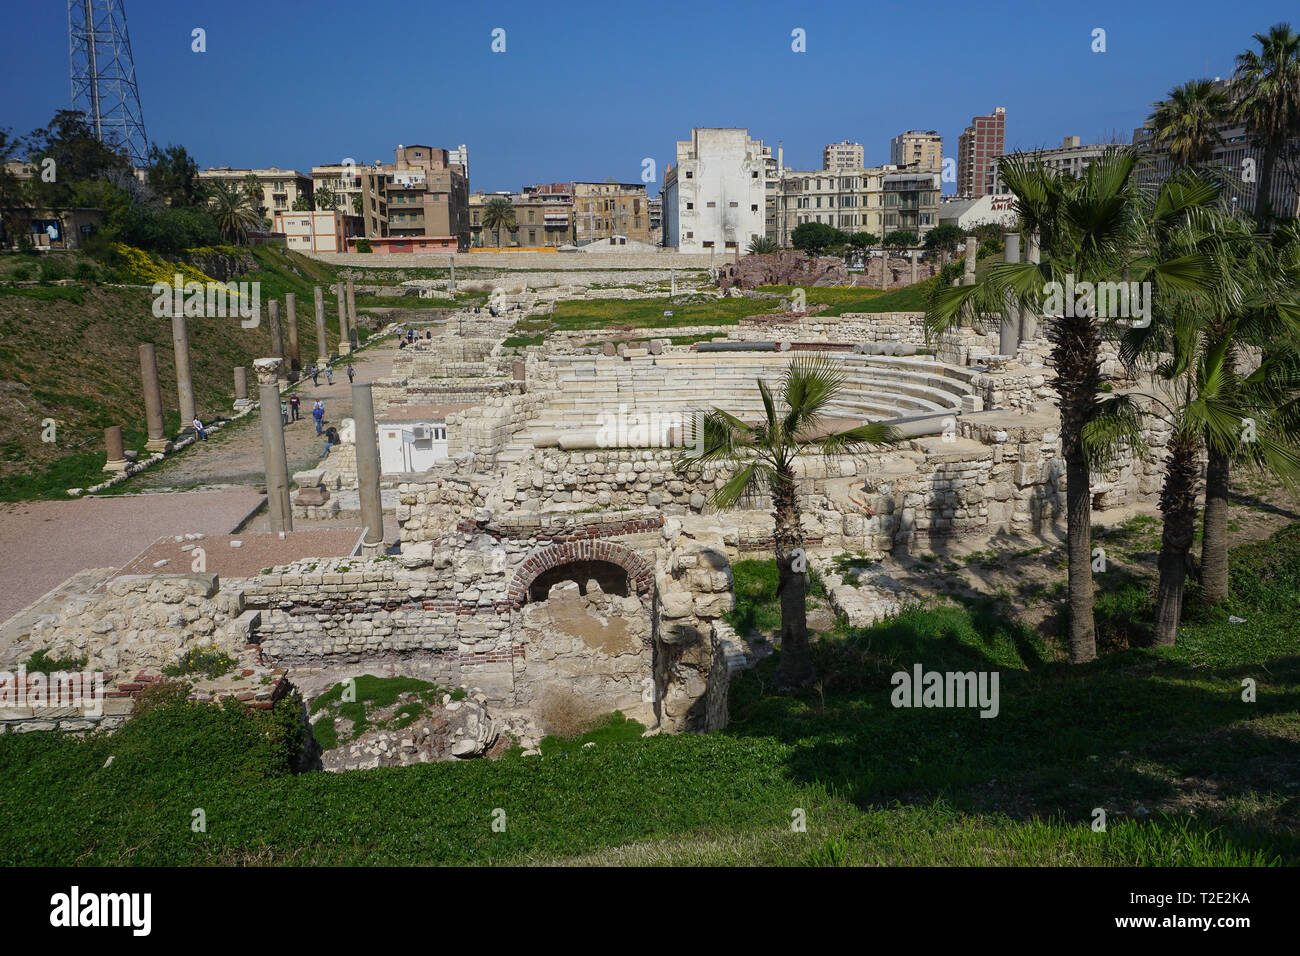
[
  {"left": 938, "top": 194, "right": 1018, "bottom": 230},
  {"left": 377, "top": 405, "right": 450, "bottom": 474},
  {"left": 662, "top": 128, "right": 768, "bottom": 254},
  {"left": 273, "top": 210, "right": 363, "bottom": 254}
]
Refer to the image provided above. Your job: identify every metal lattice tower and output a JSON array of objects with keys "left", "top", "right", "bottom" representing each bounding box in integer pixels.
[{"left": 67, "top": 0, "right": 149, "bottom": 166}]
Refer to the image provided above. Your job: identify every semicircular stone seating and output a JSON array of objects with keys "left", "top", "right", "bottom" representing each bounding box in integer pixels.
[{"left": 502, "top": 350, "right": 980, "bottom": 460}]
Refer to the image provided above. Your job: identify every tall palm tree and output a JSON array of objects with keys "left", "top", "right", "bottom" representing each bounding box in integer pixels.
[
  {"left": 1234, "top": 23, "right": 1300, "bottom": 223},
  {"left": 481, "top": 197, "right": 515, "bottom": 248},
  {"left": 1199, "top": 219, "right": 1300, "bottom": 602},
  {"left": 675, "top": 355, "right": 899, "bottom": 688},
  {"left": 927, "top": 150, "right": 1215, "bottom": 662},
  {"left": 207, "top": 179, "right": 262, "bottom": 244},
  {"left": 1149, "top": 78, "right": 1235, "bottom": 168}
]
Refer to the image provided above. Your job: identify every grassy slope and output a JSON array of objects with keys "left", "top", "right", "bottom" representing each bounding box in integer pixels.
[
  {"left": 1, "top": 523, "right": 1296, "bottom": 866},
  {"left": 0, "top": 248, "right": 350, "bottom": 499}
]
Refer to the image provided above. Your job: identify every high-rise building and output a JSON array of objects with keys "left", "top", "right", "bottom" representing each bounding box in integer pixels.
[
  {"left": 448, "top": 144, "right": 469, "bottom": 178},
  {"left": 356, "top": 144, "right": 470, "bottom": 252},
  {"left": 956, "top": 106, "right": 1006, "bottom": 199},
  {"left": 662, "top": 128, "right": 768, "bottom": 253},
  {"left": 890, "top": 130, "right": 943, "bottom": 171},
  {"left": 823, "top": 140, "right": 865, "bottom": 170},
  {"left": 989, "top": 136, "right": 1110, "bottom": 195}
]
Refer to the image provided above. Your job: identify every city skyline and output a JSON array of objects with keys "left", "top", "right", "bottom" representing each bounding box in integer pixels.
[{"left": 3, "top": 0, "right": 1295, "bottom": 194}]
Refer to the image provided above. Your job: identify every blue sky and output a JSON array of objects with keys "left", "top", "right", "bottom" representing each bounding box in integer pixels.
[{"left": 1, "top": 0, "right": 1293, "bottom": 195}]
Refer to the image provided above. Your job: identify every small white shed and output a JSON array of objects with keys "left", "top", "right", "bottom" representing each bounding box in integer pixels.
[{"left": 377, "top": 404, "right": 451, "bottom": 474}]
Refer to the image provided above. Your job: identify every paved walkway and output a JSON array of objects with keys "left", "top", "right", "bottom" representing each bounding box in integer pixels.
[{"left": 0, "top": 489, "right": 264, "bottom": 625}]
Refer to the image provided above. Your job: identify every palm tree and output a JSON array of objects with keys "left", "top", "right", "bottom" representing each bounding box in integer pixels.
[
  {"left": 1148, "top": 78, "right": 1234, "bottom": 167},
  {"left": 675, "top": 355, "right": 899, "bottom": 688},
  {"left": 481, "top": 197, "right": 515, "bottom": 248},
  {"left": 1198, "top": 219, "right": 1300, "bottom": 603},
  {"left": 1234, "top": 23, "right": 1300, "bottom": 222},
  {"left": 927, "top": 150, "right": 1215, "bottom": 662},
  {"left": 747, "top": 236, "right": 778, "bottom": 255},
  {"left": 207, "top": 179, "right": 262, "bottom": 244}
]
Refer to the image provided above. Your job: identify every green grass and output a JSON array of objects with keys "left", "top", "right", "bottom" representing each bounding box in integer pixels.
[
  {"left": 0, "top": 284, "right": 86, "bottom": 305},
  {"left": 307, "top": 675, "right": 465, "bottom": 749},
  {"left": 1, "top": 525, "right": 1298, "bottom": 866}
]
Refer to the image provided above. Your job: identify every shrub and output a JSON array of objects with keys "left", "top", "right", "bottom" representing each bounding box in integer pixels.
[
  {"left": 163, "top": 643, "right": 236, "bottom": 679},
  {"left": 10, "top": 265, "right": 33, "bottom": 281},
  {"left": 73, "top": 261, "right": 97, "bottom": 283},
  {"left": 25, "top": 648, "right": 88, "bottom": 674},
  {"left": 355, "top": 238, "right": 372, "bottom": 253},
  {"left": 38, "top": 259, "right": 68, "bottom": 284}
]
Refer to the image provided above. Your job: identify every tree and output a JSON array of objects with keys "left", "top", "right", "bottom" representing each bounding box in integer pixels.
[
  {"left": 22, "top": 110, "right": 130, "bottom": 209},
  {"left": 922, "top": 224, "right": 965, "bottom": 264},
  {"left": 207, "top": 179, "right": 262, "bottom": 244},
  {"left": 883, "top": 230, "right": 920, "bottom": 253},
  {"left": 1234, "top": 23, "right": 1300, "bottom": 222},
  {"left": 790, "top": 221, "right": 844, "bottom": 256},
  {"left": 241, "top": 173, "right": 266, "bottom": 220},
  {"left": 291, "top": 195, "right": 311, "bottom": 211},
  {"left": 481, "top": 197, "right": 515, "bottom": 247},
  {"left": 314, "top": 185, "right": 338, "bottom": 212},
  {"left": 927, "top": 149, "right": 1215, "bottom": 662},
  {"left": 146, "top": 144, "right": 205, "bottom": 208},
  {"left": 676, "top": 355, "right": 899, "bottom": 687},
  {"left": 747, "top": 236, "right": 778, "bottom": 254},
  {"left": 0, "top": 127, "right": 29, "bottom": 249},
  {"left": 846, "top": 232, "right": 879, "bottom": 250},
  {"left": 1148, "top": 79, "right": 1234, "bottom": 168}
]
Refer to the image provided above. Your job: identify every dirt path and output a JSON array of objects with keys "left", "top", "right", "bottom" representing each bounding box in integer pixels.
[{"left": 129, "top": 342, "right": 403, "bottom": 492}]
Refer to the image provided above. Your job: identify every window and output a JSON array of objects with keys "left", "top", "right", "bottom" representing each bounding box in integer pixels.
[
  {"left": 751, "top": 204, "right": 758, "bottom": 212},
  {"left": 751, "top": 171, "right": 758, "bottom": 178},
  {"left": 728, "top": 201, "right": 738, "bottom": 208},
  {"left": 685, "top": 171, "right": 693, "bottom": 179},
  {"left": 702, "top": 240, "right": 714, "bottom": 247},
  {"left": 686, "top": 231, "right": 694, "bottom": 238},
  {"left": 686, "top": 202, "right": 694, "bottom": 210},
  {"left": 725, "top": 241, "right": 737, "bottom": 248},
  {"left": 706, "top": 201, "right": 716, "bottom": 208}
]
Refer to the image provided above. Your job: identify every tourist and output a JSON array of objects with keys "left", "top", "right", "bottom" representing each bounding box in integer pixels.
[
  {"left": 347, "top": 363, "right": 355, "bottom": 383},
  {"left": 289, "top": 393, "right": 301, "bottom": 421},
  {"left": 310, "top": 364, "right": 319, "bottom": 386},
  {"left": 312, "top": 400, "right": 324, "bottom": 435},
  {"left": 192, "top": 417, "right": 207, "bottom": 440},
  {"left": 280, "top": 400, "right": 289, "bottom": 425},
  {"left": 326, "top": 365, "right": 334, "bottom": 385},
  {"left": 320, "top": 425, "right": 340, "bottom": 458}
]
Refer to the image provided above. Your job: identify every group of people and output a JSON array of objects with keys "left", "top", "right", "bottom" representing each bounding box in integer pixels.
[{"left": 306, "top": 362, "right": 355, "bottom": 387}]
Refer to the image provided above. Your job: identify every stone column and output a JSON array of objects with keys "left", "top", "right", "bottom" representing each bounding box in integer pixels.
[
  {"left": 345, "top": 278, "right": 357, "bottom": 350},
  {"left": 171, "top": 313, "right": 196, "bottom": 432},
  {"left": 337, "top": 282, "right": 351, "bottom": 356},
  {"left": 1023, "top": 232, "right": 1040, "bottom": 343},
  {"left": 314, "top": 286, "right": 329, "bottom": 365},
  {"left": 268, "top": 299, "right": 288, "bottom": 388},
  {"left": 909, "top": 249, "right": 918, "bottom": 285},
  {"left": 1001, "top": 233, "right": 1021, "bottom": 356},
  {"left": 103, "top": 426, "right": 127, "bottom": 472},
  {"left": 234, "top": 366, "right": 249, "bottom": 405},
  {"left": 963, "top": 237, "right": 977, "bottom": 285},
  {"left": 351, "top": 381, "right": 384, "bottom": 553},
  {"left": 256, "top": 358, "right": 293, "bottom": 533},
  {"left": 670, "top": 267, "right": 676, "bottom": 297},
  {"left": 139, "top": 343, "right": 170, "bottom": 452},
  {"left": 285, "top": 293, "right": 301, "bottom": 381},
  {"left": 448, "top": 256, "right": 456, "bottom": 293}
]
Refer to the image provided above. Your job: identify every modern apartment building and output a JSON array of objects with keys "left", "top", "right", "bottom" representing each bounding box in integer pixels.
[
  {"left": 197, "top": 167, "right": 312, "bottom": 218},
  {"left": 662, "top": 128, "right": 768, "bottom": 253},
  {"left": 571, "top": 182, "right": 651, "bottom": 244},
  {"left": 310, "top": 163, "right": 365, "bottom": 215},
  {"left": 956, "top": 106, "right": 1006, "bottom": 199},
  {"left": 989, "top": 136, "right": 1111, "bottom": 195},
  {"left": 774, "top": 165, "right": 942, "bottom": 245},
  {"left": 890, "top": 130, "right": 943, "bottom": 171},
  {"left": 272, "top": 209, "right": 364, "bottom": 253},
  {"left": 823, "top": 141, "right": 865, "bottom": 170},
  {"left": 357, "top": 144, "right": 470, "bottom": 251}
]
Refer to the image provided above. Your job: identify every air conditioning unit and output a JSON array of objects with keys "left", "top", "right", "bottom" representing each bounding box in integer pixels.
[{"left": 409, "top": 424, "right": 431, "bottom": 440}]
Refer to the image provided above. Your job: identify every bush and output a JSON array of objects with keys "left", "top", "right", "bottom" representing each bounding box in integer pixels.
[
  {"left": 38, "top": 259, "right": 68, "bottom": 284},
  {"left": 10, "top": 265, "right": 33, "bottom": 281},
  {"left": 162, "top": 643, "right": 236, "bottom": 679},
  {"left": 73, "top": 261, "right": 97, "bottom": 283},
  {"left": 355, "top": 238, "right": 372, "bottom": 253},
  {"left": 24, "top": 648, "right": 88, "bottom": 674}
]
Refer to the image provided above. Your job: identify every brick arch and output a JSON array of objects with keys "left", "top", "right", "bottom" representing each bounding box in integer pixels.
[{"left": 508, "top": 540, "right": 655, "bottom": 604}]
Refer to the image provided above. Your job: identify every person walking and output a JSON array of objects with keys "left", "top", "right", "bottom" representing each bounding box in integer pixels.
[
  {"left": 346, "top": 363, "right": 355, "bottom": 384},
  {"left": 326, "top": 365, "right": 334, "bottom": 386},
  {"left": 280, "top": 400, "right": 289, "bottom": 425},
  {"left": 312, "top": 399, "right": 324, "bottom": 435},
  {"left": 310, "top": 364, "right": 319, "bottom": 386},
  {"left": 192, "top": 417, "right": 207, "bottom": 440},
  {"left": 289, "top": 393, "right": 301, "bottom": 422}
]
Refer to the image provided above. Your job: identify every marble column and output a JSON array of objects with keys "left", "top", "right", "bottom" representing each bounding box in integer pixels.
[
  {"left": 314, "top": 286, "right": 329, "bottom": 365},
  {"left": 139, "top": 343, "right": 170, "bottom": 452},
  {"left": 963, "top": 237, "right": 977, "bottom": 285},
  {"left": 345, "top": 278, "right": 358, "bottom": 350},
  {"left": 1023, "top": 232, "right": 1040, "bottom": 343},
  {"left": 103, "top": 426, "right": 127, "bottom": 472},
  {"left": 1001, "top": 233, "right": 1022, "bottom": 356},
  {"left": 285, "top": 292, "right": 301, "bottom": 381},
  {"left": 351, "top": 382, "right": 384, "bottom": 553},
  {"left": 171, "top": 313, "right": 196, "bottom": 432},
  {"left": 909, "top": 249, "right": 919, "bottom": 285},
  {"left": 234, "top": 366, "right": 249, "bottom": 404},
  {"left": 256, "top": 358, "right": 293, "bottom": 533},
  {"left": 337, "top": 282, "right": 351, "bottom": 356}
]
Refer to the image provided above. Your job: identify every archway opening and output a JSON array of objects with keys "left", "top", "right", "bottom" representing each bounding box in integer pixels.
[{"left": 528, "top": 559, "right": 631, "bottom": 602}]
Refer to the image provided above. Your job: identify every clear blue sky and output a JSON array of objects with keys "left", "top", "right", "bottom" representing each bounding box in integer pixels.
[{"left": 1, "top": 0, "right": 1293, "bottom": 195}]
